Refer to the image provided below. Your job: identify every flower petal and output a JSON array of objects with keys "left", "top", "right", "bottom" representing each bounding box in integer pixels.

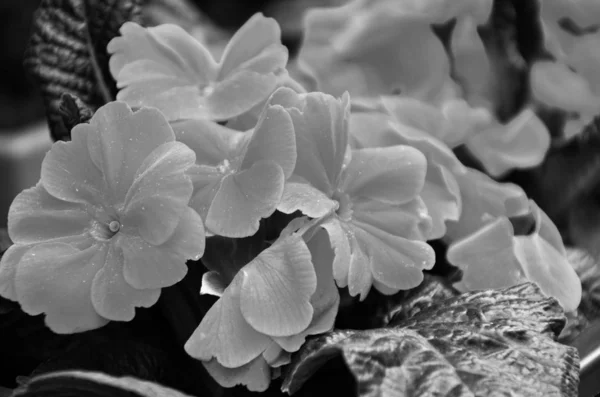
[
  {"left": 123, "top": 141, "right": 195, "bottom": 245},
  {"left": 419, "top": 164, "right": 462, "bottom": 239},
  {"left": 342, "top": 146, "right": 427, "bottom": 205},
  {"left": 202, "top": 357, "right": 271, "bottom": 392},
  {"left": 41, "top": 122, "right": 106, "bottom": 206},
  {"left": 218, "top": 13, "right": 287, "bottom": 79},
  {"left": 0, "top": 244, "right": 31, "bottom": 301},
  {"left": 207, "top": 70, "right": 280, "bottom": 121},
  {"left": 466, "top": 109, "right": 551, "bottom": 177},
  {"left": 109, "top": 22, "right": 217, "bottom": 85},
  {"left": 171, "top": 119, "right": 245, "bottom": 167},
  {"left": 447, "top": 218, "right": 526, "bottom": 292},
  {"left": 240, "top": 235, "right": 316, "bottom": 337},
  {"left": 108, "top": 22, "right": 219, "bottom": 121},
  {"left": 514, "top": 233, "right": 582, "bottom": 312},
  {"left": 184, "top": 278, "right": 271, "bottom": 367},
  {"left": 350, "top": 221, "right": 435, "bottom": 293},
  {"left": 188, "top": 165, "right": 223, "bottom": 220},
  {"left": 15, "top": 242, "right": 109, "bottom": 333},
  {"left": 530, "top": 60, "right": 600, "bottom": 114},
  {"left": 321, "top": 218, "right": 351, "bottom": 288},
  {"left": 8, "top": 184, "right": 90, "bottom": 245},
  {"left": 240, "top": 105, "right": 297, "bottom": 179},
  {"left": 277, "top": 181, "right": 338, "bottom": 218},
  {"left": 352, "top": 196, "right": 432, "bottom": 241},
  {"left": 275, "top": 91, "right": 350, "bottom": 194},
  {"left": 118, "top": 235, "right": 188, "bottom": 290},
  {"left": 162, "top": 206, "right": 206, "bottom": 262},
  {"left": 445, "top": 168, "right": 530, "bottom": 241},
  {"left": 86, "top": 102, "right": 176, "bottom": 204},
  {"left": 91, "top": 244, "right": 161, "bottom": 321},
  {"left": 206, "top": 161, "right": 284, "bottom": 238}
]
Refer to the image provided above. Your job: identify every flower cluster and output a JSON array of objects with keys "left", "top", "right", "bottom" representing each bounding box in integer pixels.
[{"left": 0, "top": 2, "right": 589, "bottom": 393}]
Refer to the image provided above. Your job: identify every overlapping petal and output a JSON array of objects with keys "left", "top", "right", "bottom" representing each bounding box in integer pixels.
[
  {"left": 15, "top": 242, "right": 109, "bottom": 333},
  {"left": 0, "top": 244, "right": 32, "bottom": 301},
  {"left": 184, "top": 277, "right": 272, "bottom": 368},
  {"left": 202, "top": 358, "right": 271, "bottom": 392},
  {"left": 8, "top": 184, "right": 90, "bottom": 245},
  {"left": 109, "top": 13, "right": 288, "bottom": 122},
  {"left": 90, "top": 244, "right": 161, "bottom": 322},
  {"left": 122, "top": 141, "right": 196, "bottom": 245},
  {"left": 341, "top": 146, "right": 427, "bottom": 205},
  {"left": 206, "top": 161, "right": 285, "bottom": 237}
]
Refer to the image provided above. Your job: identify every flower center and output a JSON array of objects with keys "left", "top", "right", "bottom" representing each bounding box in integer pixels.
[
  {"left": 333, "top": 191, "right": 353, "bottom": 221},
  {"left": 216, "top": 159, "right": 233, "bottom": 174},
  {"left": 109, "top": 220, "right": 121, "bottom": 233},
  {"left": 90, "top": 218, "right": 122, "bottom": 241}
]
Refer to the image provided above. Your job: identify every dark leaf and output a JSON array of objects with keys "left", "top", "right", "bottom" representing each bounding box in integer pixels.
[
  {"left": 24, "top": 0, "right": 144, "bottom": 141},
  {"left": 58, "top": 93, "right": 94, "bottom": 132},
  {"left": 13, "top": 371, "right": 194, "bottom": 397},
  {"left": 283, "top": 283, "right": 579, "bottom": 397}
]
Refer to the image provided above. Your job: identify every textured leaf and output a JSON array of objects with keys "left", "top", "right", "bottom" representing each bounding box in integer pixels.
[
  {"left": 24, "top": 0, "right": 143, "bottom": 141},
  {"left": 283, "top": 283, "right": 579, "bottom": 397}
]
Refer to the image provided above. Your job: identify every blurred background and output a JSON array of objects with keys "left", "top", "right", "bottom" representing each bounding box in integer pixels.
[{"left": 0, "top": 0, "right": 346, "bottom": 227}]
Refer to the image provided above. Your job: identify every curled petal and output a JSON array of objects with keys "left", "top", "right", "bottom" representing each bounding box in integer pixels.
[
  {"left": 162, "top": 207, "right": 205, "bottom": 262},
  {"left": 321, "top": 218, "right": 351, "bottom": 288},
  {"left": 530, "top": 201, "right": 566, "bottom": 256},
  {"left": 123, "top": 141, "right": 195, "bottom": 245},
  {"left": 419, "top": 164, "right": 461, "bottom": 240},
  {"left": 202, "top": 357, "right": 271, "bottom": 392},
  {"left": 342, "top": 146, "right": 427, "bottom": 205},
  {"left": 206, "top": 161, "right": 284, "bottom": 238},
  {"left": 91, "top": 244, "right": 161, "bottom": 322},
  {"left": 240, "top": 235, "right": 316, "bottom": 337},
  {"left": 514, "top": 233, "right": 582, "bottom": 312},
  {"left": 466, "top": 109, "right": 551, "bottom": 177},
  {"left": 262, "top": 343, "right": 291, "bottom": 367},
  {"left": 240, "top": 105, "right": 297, "bottom": 179},
  {"left": 201, "top": 271, "right": 227, "bottom": 297},
  {"left": 277, "top": 181, "right": 338, "bottom": 218},
  {"left": 86, "top": 102, "right": 176, "bottom": 203},
  {"left": 15, "top": 242, "right": 109, "bottom": 333},
  {"left": 188, "top": 165, "right": 223, "bottom": 220},
  {"left": 41, "top": 122, "right": 106, "bottom": 206},
  {"left": 447, "top": 217, "right": 525, "bottom": 291},
  {"left": 0, "top": 244, "right": 32, "bottom": 301},
  {"left": 8, "top": 184, "right": 90, "bottom": 245},
  {"left": 184, "top": 278, "right": 271, "bottom": 368}
]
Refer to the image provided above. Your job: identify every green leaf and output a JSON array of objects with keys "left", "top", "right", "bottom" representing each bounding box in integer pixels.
[
  {"left": 12, "top": 371, "right": 194, "bottom": 397},
  {"left": 24, "top": 0, "right": 143, "bottom": 141},
  {"left": 283, "top": 283, "right": 579, "bottom": 397}
]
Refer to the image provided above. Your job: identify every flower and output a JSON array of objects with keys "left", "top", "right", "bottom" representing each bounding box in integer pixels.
[
  {"left": 382, "top": 95, "right": 550, "bottom": 177},
  {"left": 185, "top": 229, "right": 339, "bottom": 391},
  {"left": 108, "top": 13, "right": 290, "bottom": 122},
  {"left": 0, "top": 102, "right": 205, "bottom": 333},
  {"left": 170, "top": 103, "right": 297, "bottom": 238},
  {"left": 348, "top": 109, "right": 463, "bottom": 240},
  {"left": 270, "top": 88, "right": 435, "bottom": 299},
  {"left": 297, "top": 0, "right": 492, "bottom": 101},
  {"left": 447, "top": 200, "right": 582, "bottom": 312}
]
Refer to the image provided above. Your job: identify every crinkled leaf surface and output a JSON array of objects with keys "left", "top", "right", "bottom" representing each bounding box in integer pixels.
[
  {"left": 283, "top": 283, "right": 579, "bottom": 397},
  {"left": 25, "top": 0, "right": 143, "bottom": 141}
]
